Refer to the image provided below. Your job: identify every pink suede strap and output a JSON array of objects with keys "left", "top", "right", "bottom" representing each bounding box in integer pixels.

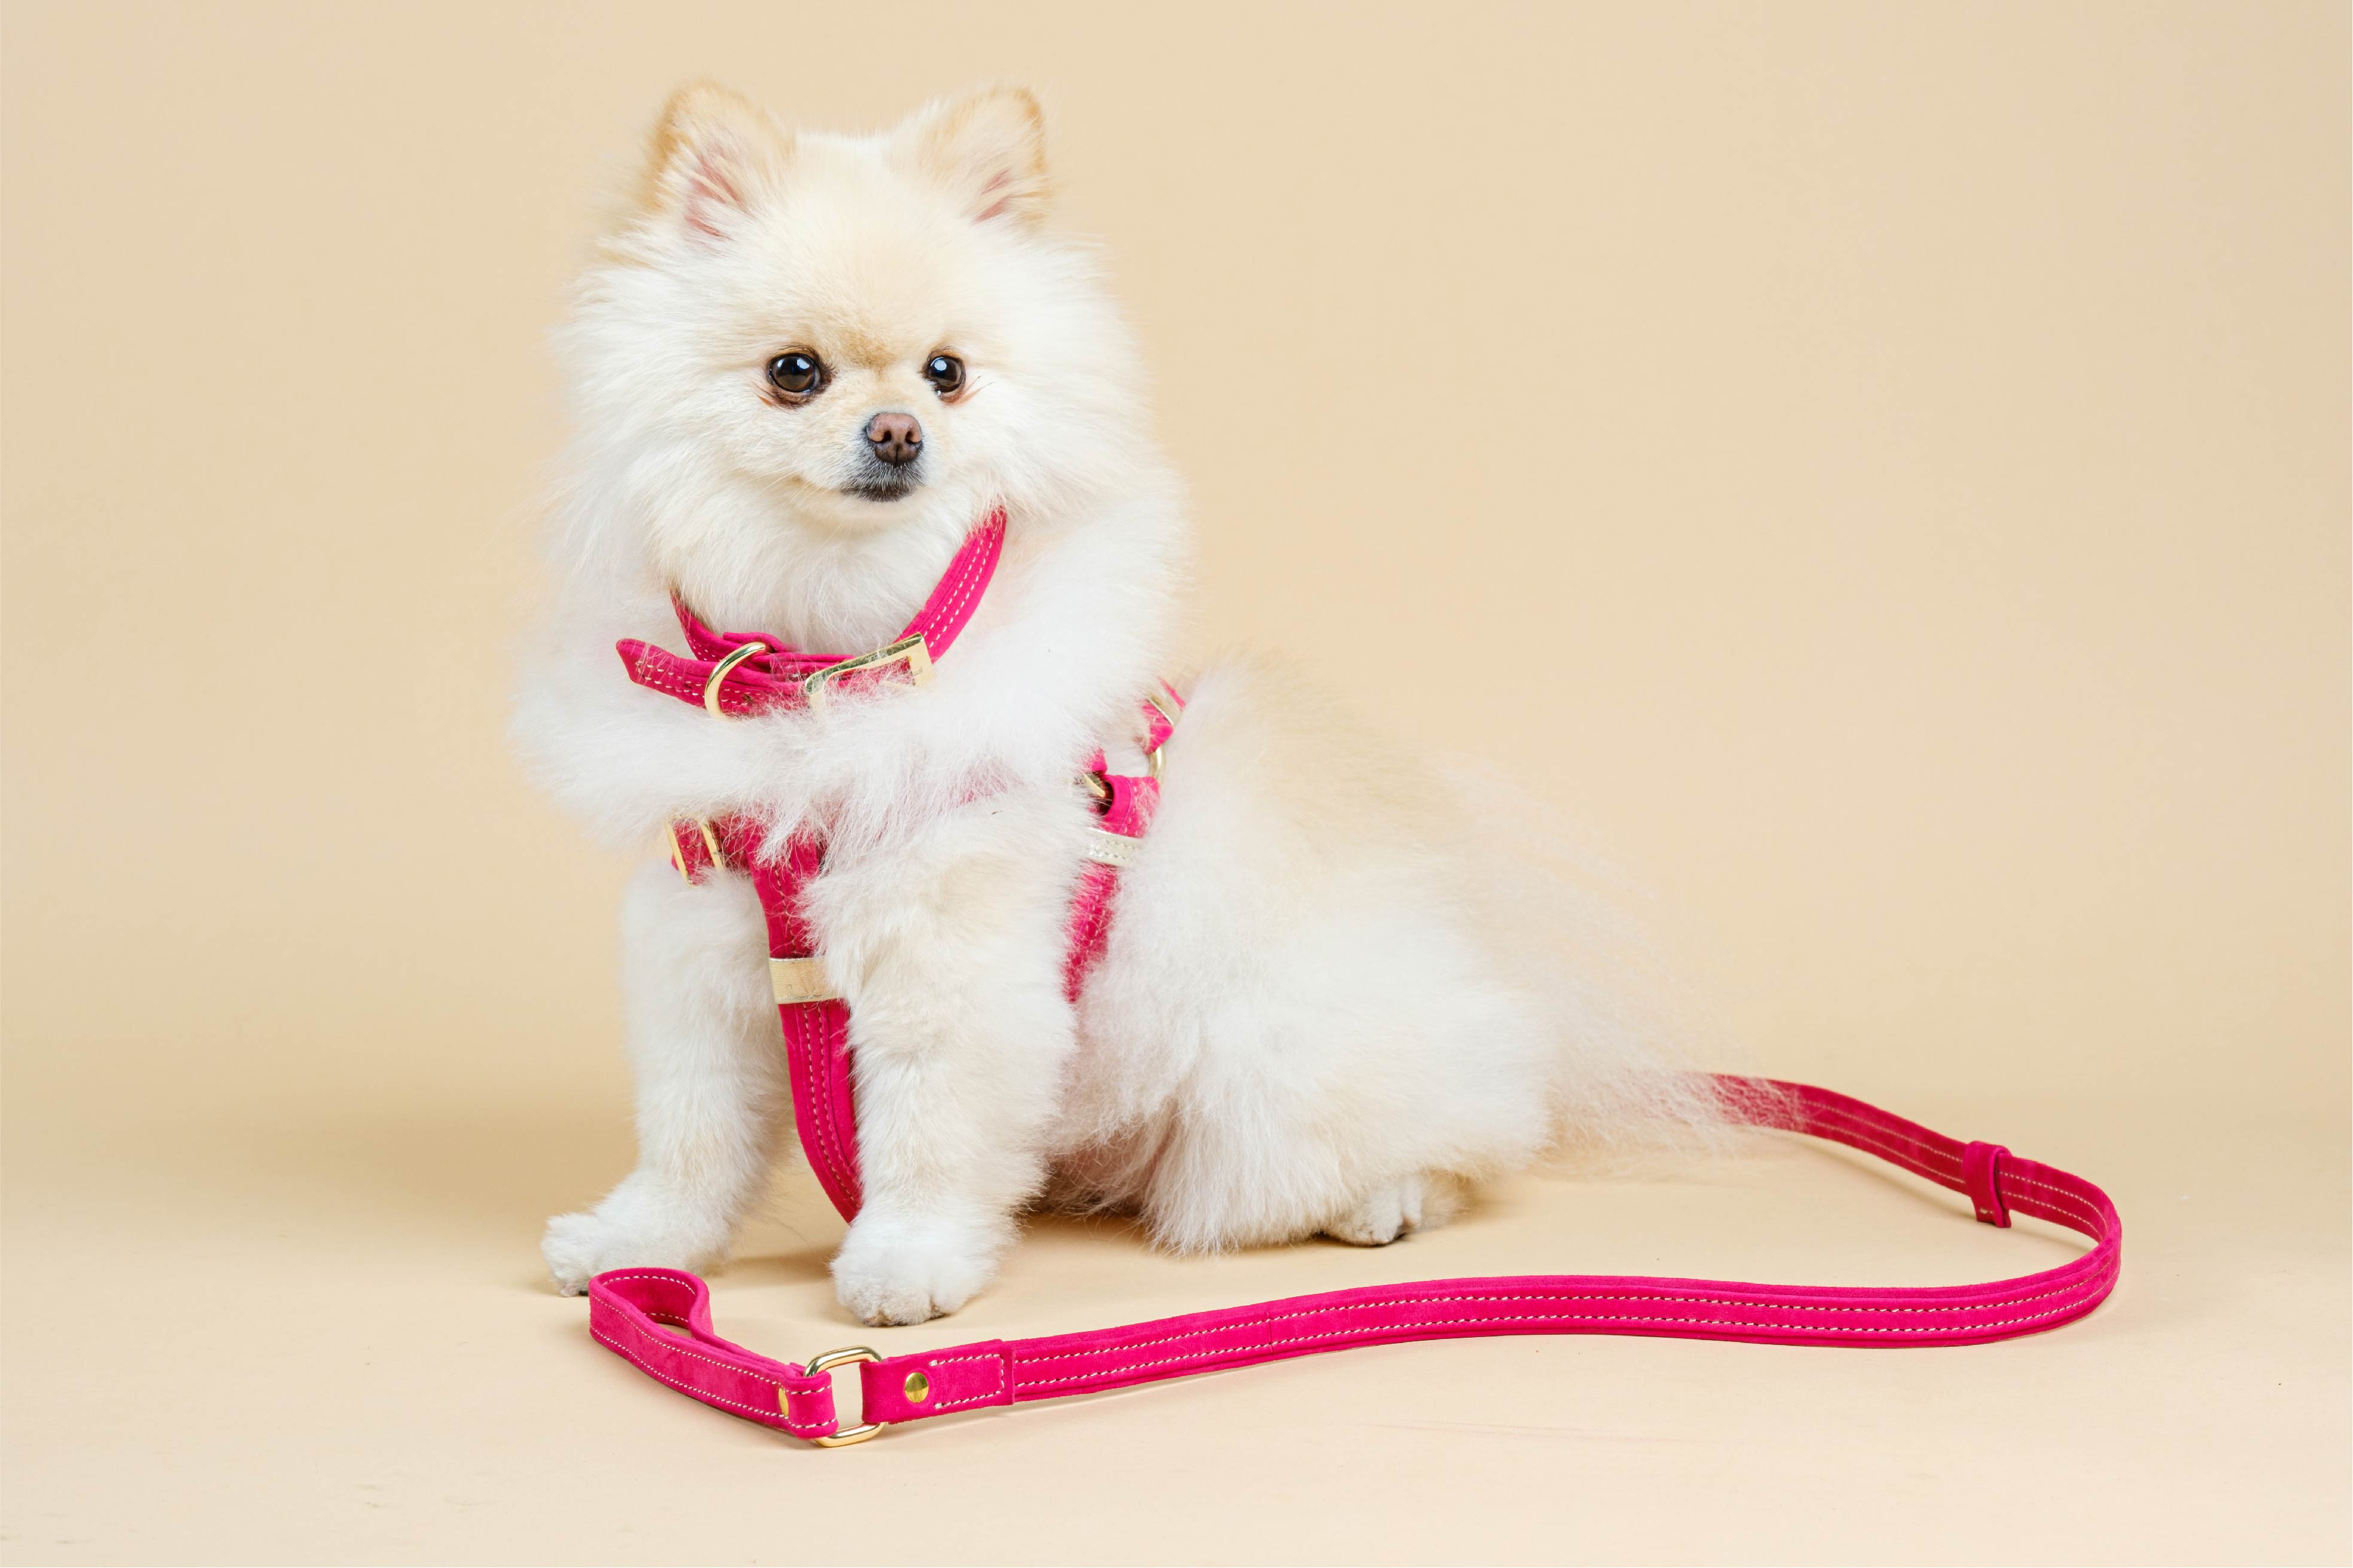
[{"left": 586, "top": 1076, "right": 2122, "bottom": 1445}]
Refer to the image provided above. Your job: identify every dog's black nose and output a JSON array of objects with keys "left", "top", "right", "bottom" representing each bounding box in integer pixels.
[{"left": 865, "top": 412, "right": 923, "bottom": 467}]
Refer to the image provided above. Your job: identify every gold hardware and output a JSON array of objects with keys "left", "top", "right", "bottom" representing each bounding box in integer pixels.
[
  {"left": 801, "top": 1345, "right": 885, "bottom": 1447},
  {"left": 903, "top": 1371, "right": 931, "bottom": 1403},
  {"left": 703, "top": 642, "right": 771, "bottom": 719},
  {"left": 665, "top": 820, "right": 728, "bottom": 885},
  {"left": 1081, "top": 770, "right": 1114, "bottom": 807},
  {"left": 1084, "top": 830, "right": 1137, "bottom": 867},
  {"left": 770, "top": 956, "right": 840, "bottom": 1005},
  {"left": 1143, "top": 688, "right": 1179, "bottom": 778},
  {"left": 803, "top": 634, "right": 933, "bottom": 712}
]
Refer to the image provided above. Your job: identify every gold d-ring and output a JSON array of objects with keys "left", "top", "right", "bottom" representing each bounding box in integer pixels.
[
  {"left": 1144, "top": 689, "right": 1179, "bottom": 778},
  {"left": 799, "top": 1345, "right": 885, "bottom": 1447},
  {"left": 703, "top": 642, "right": 770, "bottom": 718}
]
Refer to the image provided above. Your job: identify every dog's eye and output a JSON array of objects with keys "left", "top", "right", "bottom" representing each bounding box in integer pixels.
[
  {"left": 766, "top": 352, "right": 828, "bottom": 400},
  {"left": 923, "top": 354, "right": 966, "bottom": 398}
]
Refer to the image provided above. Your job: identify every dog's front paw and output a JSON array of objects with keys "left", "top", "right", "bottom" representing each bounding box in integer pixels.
[
  {"left": 1324, "top": 1173, "right": 1452, "bottom": 1247},
  {"left": 831, "top": 1211, "right": 1001, "bottom": 1326},
  {"left": 542, "top": 1176, "right": 729, "bottom": 1295}
]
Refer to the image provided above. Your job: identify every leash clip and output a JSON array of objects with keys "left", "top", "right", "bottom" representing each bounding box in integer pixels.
[{"left": 801, "top": 1345, "right": 887, "bottom": 1447}]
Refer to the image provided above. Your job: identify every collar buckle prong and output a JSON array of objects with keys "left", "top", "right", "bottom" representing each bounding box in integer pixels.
[{"left": 802, "top": 635, "right": 934, "bottom": 712}]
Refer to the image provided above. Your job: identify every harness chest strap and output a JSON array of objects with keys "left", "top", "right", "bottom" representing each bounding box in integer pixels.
[
  {"left": 655, "top": 705, "right": 1176, "bottom": 1218},
  {"left": 585, "top": 1076, "right": 2122, "bottom": 1446}
]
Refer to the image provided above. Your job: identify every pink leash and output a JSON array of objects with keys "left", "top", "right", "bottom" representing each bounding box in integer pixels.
[
  {"left": 591, "top": 513, "right": 2124, "bottom": 1445},
  {"left": 586, "top": 1077, "right": 2120, "bottom": 1445}
]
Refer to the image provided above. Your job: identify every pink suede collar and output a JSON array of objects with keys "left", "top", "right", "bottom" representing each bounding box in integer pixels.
[{"left": 618, "top": 507, "right": 1007, "bottom": 717}]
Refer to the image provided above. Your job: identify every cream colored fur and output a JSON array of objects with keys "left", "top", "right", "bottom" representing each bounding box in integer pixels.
[{"left": 518, "top": 84, "right": 1706, "bottom": 1326}]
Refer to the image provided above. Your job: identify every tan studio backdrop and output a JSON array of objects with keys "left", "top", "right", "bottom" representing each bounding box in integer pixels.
[{"left": 2, "top": 3, "right": 2346, "bottom": 1564}]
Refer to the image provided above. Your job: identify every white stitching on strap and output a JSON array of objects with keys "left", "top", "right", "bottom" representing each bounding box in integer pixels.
[
  {"left": 1012, "top": 1269, "right": 2113, "bottom": 1370},
  {"left": 783, "top": 1001, "right": 858, "bottom": 1208},
  {"left": 1014, "top": 1294, "right": 2107, "bottom": 1395},
  {"left": 916, "top": 516, "right": 998, "bottom": 650},
  {"left": 1797, "top": 1107, "right": 1963, "bottom": 1176},
  {"left": 916, "top": 1349, "right": 1008, "bottom": 1412},
  {"left": 591, "top": 1323, "right": 829, "bottom": 1433},
  {"left": 600, "top": 1303, "right": 800, "bottom": 1387},
  {"left": 1801, "top": 1119, "right": 1959, "bottom": 1182}
]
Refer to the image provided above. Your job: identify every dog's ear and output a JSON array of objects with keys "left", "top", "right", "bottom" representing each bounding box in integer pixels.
[
  {"left": 636, "top": 81, "right": 789, "bottom": 242},
  {"left": 895, "top": 86, "right": 1050, "bottom": 226}
]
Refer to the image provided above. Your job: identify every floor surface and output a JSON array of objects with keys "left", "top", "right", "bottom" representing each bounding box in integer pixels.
[{"left": 4, "top": 1076, "right": 2343, "bottom": 1564}]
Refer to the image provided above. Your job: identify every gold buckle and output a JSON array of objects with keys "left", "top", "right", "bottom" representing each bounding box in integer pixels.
[
  {"left": 665, "top": 819, "right": 726, "bottom": 885},
  {"left": 800, "top": 1345, "right": 885, "bottom": 1447},
  {"left": 768, "top": 955, "right": 840, "bottom": 1004},
  {"left": 803, "top": 635, "right": 933, "bottom": 712},
  {"left": 703, "top": 642, "right": 771, "bottom": 719},
  {"left": 1143, "top": 689, "right": 1179, "bottom": 779}
]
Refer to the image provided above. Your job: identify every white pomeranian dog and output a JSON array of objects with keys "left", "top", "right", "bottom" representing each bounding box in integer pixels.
[{"left": 518, "top": 83, "right": 1704, "bottom": 1326}]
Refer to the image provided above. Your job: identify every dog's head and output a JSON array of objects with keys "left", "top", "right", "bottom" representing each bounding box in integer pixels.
[{"left": 565, "top": 83, "right": 1139, "bottom": 612}]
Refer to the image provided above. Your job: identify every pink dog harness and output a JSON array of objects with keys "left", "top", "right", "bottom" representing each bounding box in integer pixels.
[
  {"left": 618, "top": 510, "right": 1177, "bottom": 1216},
  {"left": 591, "top": 512, "right": 2123, "bottom": 1445}
]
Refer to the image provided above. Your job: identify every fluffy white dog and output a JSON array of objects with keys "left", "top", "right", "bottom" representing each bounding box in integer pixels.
[{"left": 518, "top": 84, "right": 1701, "bottom": 1326}]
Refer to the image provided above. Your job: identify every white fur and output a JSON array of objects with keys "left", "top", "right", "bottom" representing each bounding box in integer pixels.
[{"left": 518, "top": 85, "right": 1706, "bottom": 1323}]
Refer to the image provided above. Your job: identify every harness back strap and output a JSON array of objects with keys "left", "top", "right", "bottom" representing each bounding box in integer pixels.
[{"left": 585, "top": 1076, "right": 2121, "bottom": 1445}]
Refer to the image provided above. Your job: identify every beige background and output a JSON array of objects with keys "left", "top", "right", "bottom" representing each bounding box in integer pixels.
[{"left": 3, "top": 2, "right": 2345, "bottom": 1563}]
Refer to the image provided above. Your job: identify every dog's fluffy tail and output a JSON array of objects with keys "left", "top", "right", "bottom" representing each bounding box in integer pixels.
[{"left": 1443, "top": 759, "right": 1753, "bottom": 1167}]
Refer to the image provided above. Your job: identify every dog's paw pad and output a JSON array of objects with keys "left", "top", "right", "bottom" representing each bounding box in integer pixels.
[
  {"left": 1324, "top": 1175, "right": 1431, "bottom": 1247},
  {"left": 831, "top": 1214, "right": 998, "bottom": 1326},
  {"left": 542, "top": 1210, "right": 628, "bottom": 1295},
  {"left": 540, "top": 1178, "right": 726, "bottom": 1295}
]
